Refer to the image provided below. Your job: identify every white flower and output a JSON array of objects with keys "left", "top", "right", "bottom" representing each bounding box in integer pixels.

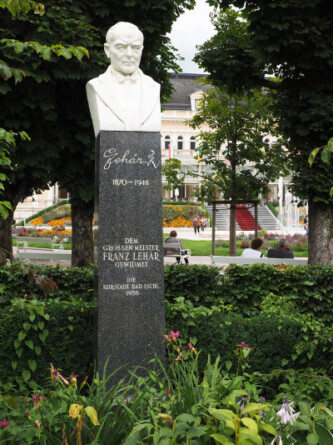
[{"left": 277, "top": 397, "right": 295, "bottom": 425}]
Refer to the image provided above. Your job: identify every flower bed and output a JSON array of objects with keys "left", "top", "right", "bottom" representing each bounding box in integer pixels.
[
  {"left": 163, "top": 205, "right": 205, "bottom": 227},
  {"left": 231, "top": 232, "right": 308, "bottom": 252},
  {"left": 12, "top": 227, "right": 72, "bottom": 242}
]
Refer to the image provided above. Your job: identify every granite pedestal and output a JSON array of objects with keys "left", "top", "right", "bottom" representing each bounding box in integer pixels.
[{"left": 94, "top": 131, "right": 165, "bottom": 383}]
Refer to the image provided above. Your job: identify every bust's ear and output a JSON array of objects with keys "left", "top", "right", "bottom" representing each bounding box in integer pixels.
[{"left": 104, "top": 43, "right": 111, "bottom": 59}]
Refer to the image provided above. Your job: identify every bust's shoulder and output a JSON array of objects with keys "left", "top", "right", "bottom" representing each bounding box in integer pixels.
[
  {"left": 86, "top": 69, "right": 109, "bottom": 89},
  {"left": 141, "top": 71, "right": 160, "bottom": 88}
]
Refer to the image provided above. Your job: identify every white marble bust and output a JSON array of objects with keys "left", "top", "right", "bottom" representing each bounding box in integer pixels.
[{"left": 86, "top": 22, "right": 161, "bottom": 136}]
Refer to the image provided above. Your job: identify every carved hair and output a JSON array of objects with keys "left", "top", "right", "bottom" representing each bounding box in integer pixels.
[{"left": 106, "top": 22, "right": 144, "bottom": 45}]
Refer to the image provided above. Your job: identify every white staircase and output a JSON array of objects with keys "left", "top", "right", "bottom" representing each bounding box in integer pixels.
[{"left": 206, "top": 205, "right": 284, "bottom": 231}]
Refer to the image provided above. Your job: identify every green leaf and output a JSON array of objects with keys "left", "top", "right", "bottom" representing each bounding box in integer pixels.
[
  {"left": 258, "top": 422, "right": 277, "bottom": 436},
  {"left": 299, "top": 402, "right": 311, "bottom": 416},
  {"left": 29, "top": 314, "right": 35, "bottom": 322},
  {"left": 16, "top": 348, "right": 23, "bottom": 358},
  {"left": 23, "top": 322, "right": 31, "bottom": 331},
  {"left": 210, "top": 433, "right": 234, "bottom": 444},
  {"left": 307, "top": 432, "right": 319, "bottom": 445},
  {"left": 315, "top": 424, "right": 333, "bottom": 445},
  {"left": 34, "top": 346, "right": 42, "bottom": 356},
  {"left": 22, "top": 369, "right": 31, "bottom": 382},
  {"left": 38, "top": 321, "right": 44, "bottom": 330},
  {"left": 42, "top": 47, "right": 52, "bottom": 61},
  {"left": 25, "top": 340, "right": 34, "bottom": 350},
  {"left": 11, "top": 361, "right": 17, "bottom": 370},
  {"left": 18, "top": 330, "right": 27, "bottom": 342},
  {"left": 209, "top": 408, "right": 237, "bottom": 421},
  {"left": 321, "top": 147, "right": 330, "bottom": 164},
  {"left": 241, "top": 418, "right": 258, "bottom": 434},
  {"left": 175, "top": 414, "right": 196, "bottom": 423},
  {"left": 241, "top": 403, "right": 270, "bottom": 415},
  {"left": 84, "top": 406, "right": 99, "bottom": 425},
  {"left": 239, "top": 428, "right": 262, "bottom": 445},
  {"left": 292, "top": 421, "right": 310, "bottom": 431},
  {"left": 28, "top": 360, "right": 37, "bottom": 372},
  {"left": 308, "top": 147, "right": 321, "bottom": 166}
]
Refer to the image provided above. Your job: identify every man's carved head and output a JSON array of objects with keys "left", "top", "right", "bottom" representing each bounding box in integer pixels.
[{"left": 104, "top": 22, "right": 144, "bottom": 75}]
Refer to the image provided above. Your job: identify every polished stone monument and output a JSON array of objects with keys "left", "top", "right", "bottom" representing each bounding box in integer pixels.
[{"left": 87, "top": 22, "right": 164, "bottom": 382}]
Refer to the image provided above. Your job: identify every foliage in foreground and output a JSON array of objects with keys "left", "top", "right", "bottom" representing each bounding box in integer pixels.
[{"left": 0, "top": 335, "right": 333, "bottom": 444}]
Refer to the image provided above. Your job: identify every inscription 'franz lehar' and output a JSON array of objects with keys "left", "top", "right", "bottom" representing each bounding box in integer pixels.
[{"left": 103, "top": 148, "right": 160, "bottom": 169}]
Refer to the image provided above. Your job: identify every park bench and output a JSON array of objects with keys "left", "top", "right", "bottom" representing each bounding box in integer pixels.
[
  {"left": 163, "top": 242, "right": 191, "bottom": 265},
  {"left": 211, "top": 256, "right": 308, "bottom": 267},
  {"left": 13, "top": 235, "right": 71, "bottom": 261}
]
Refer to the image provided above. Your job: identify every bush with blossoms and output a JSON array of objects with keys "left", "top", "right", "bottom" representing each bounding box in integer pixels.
[{"left": 0, "top": 331, "right": 332, "bottom": 443}]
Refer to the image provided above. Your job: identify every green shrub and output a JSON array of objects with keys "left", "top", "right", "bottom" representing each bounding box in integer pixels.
[
  {"left": 164, "top": 264, "right": 223, "bottom": 304},
  {"left": 0, "top": 263, "right": 94, "bottom": 302},
  {"left": 167, "top": 310, "right": 333, "bottom": 375},
  {"left": 222, "top": 264, "right": 333, "bottom": 322},
  {"left": 0, "top": 299, "right": 95, "bottom": 393}
]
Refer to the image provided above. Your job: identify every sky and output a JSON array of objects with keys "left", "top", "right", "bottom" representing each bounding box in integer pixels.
[{"left": 169, "top": 0, "right": 215, "bottom": 74}]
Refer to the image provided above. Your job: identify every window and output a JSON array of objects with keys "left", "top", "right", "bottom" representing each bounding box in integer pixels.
[
  {"left": 194, "top": 98, "right": 202, "bottom": 110},
  {"left": 164, "top": 135, "right": 170, "bottom": 150},
  {"left": 177, "top": 136, "right": 183, "bottom": 150},
  {"left": 190, "top": 136, "right": 196, "bottom": 150}
]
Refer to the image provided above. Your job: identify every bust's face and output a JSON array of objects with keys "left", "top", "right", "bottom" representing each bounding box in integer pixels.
[{"left": 104, "top": 26, "right": 143, "bottom": 75}]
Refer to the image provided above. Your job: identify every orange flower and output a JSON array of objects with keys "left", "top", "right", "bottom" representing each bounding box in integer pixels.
[{"left": 31, "top": 216, "right": 44, "bottom": 226}]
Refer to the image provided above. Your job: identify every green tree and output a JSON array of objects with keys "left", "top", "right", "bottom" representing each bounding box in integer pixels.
[
  {"left": 162, "top": 158, "right": 185, "bottom": 200},
  {"left": 0, "top": 0, "right": 195, "bottom": 266},
  {"left": 188, "top": 84, "right": 288, "bottom": 255},
  {"left": 198, "top": 2, "right": 333, "bottom": 264},
  {"left": 0, "top": 0, "right": 88, "bottom": 262}
]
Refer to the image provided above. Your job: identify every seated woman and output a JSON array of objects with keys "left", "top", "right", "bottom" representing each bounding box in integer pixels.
[
  {"left": 241, "top": 237, "right": 265, "bottom": 258},
  {"left": 164, "top": 230, "right": 189, "bottom": 264}
]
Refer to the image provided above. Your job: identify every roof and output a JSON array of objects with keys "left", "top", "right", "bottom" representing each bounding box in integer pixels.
[{"left": 164, "top": 73, "right": 210, "bottom": 110}]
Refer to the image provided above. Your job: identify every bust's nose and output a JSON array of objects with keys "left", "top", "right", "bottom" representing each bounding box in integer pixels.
[{"left": 124, "top": 46, "right": 134, "bottom": 56}]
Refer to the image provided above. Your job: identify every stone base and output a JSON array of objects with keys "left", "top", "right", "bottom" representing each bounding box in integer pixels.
[{"left": 94, "top": 131, "right": 165, "bottom": 384}]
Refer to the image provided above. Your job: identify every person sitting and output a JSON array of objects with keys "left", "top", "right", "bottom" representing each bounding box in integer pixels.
[
  {"left": 241, "top": 237, "right": 265, "bottom": 258},
  {"left": 164, "top": 230, "right": 189, "bottom": 264},
  {"left": 267, "top": 238, "right": 294, "bottom": 259}
]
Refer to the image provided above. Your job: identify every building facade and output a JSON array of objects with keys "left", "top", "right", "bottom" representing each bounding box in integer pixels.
[{"left": 14, "top": 73, "right": 289, "bottom": 221}]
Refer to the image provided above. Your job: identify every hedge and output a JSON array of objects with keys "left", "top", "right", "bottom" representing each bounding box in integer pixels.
[
  {"left": 0, "top": 295, "right": 331, "bottom": 394},
  {"left": 0, "top": 263, "right": 94, "bottom": 302},
  {"left": 0, "top": 299, "right": 94, "bottom": 393},
  {"left": 167, "top": 311, "right": 333, "bottom": 376},
  {"left": 2, "top": 263, "right": 333, "bottom": 323},
  {"left": 164, "top": 264, "right": 333, "bottom": 323},
  {"left": 0, "top": 263, "right": 332, "bottom": 329}
]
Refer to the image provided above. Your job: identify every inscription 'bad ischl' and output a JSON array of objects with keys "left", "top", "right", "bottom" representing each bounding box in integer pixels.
[{"left": 104, "top": 147, "right": 160, "bottom": 169}]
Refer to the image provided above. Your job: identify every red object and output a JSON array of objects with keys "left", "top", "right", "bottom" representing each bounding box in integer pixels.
[{"left": 235, "top": 206, "right": 262, "bottom": 231}]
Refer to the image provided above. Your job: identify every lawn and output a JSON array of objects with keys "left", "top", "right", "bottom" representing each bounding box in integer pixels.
[
  {"left": 12, "top": 236, "right": 308, "bottom": 257},
  {"left": 163, "top": 235, "right": 308, "bottom": 257}
]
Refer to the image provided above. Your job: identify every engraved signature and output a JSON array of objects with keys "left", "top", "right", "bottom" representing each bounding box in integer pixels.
[{"left": 103, "top": 148, "right": 160, "bottom": 169}]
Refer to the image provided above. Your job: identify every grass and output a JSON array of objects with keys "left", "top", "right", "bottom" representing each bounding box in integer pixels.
[
  {"left": 13, "top": 240, "right": 72, "bottom": 250},
  {"left": 163, "top": 234, "right": 308, "bottom": 257},
  {"left": 13, "top": 237, "right": 308, "bottom": 257}
]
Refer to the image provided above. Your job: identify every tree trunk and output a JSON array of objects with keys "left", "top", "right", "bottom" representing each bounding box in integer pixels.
[
  {"left": 308, "top": 200, "right": 333, "bottom": 265},
  {"left": 0, "top": 209, "right": 14, "bottom": 263},
  {"left": 229, "top": 202, "right": 237, "bottom": 256},
  {"left": 71, "top": 203, "right": 93, "bottom": 267}
]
